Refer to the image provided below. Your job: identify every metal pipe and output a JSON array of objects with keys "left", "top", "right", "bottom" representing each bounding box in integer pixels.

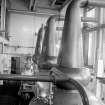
[
  {"left": 56, "top": 17, "right": 97, "bottom": 22},
  {"left": 60, "top": 0, "right": 72, "bottom": 11},
  {"left": 29, "top": 0, "right": 34, "bottom": 10},
  {"left": 1, "top": 0, "right": 6, "bottom": 37},
  {"left": 8, "top": 9, "right": 59, "bottom": 16},
  {"left": 54, "top": 78, "right": 104, "bottom": 105},
  {"left": 33, "top": 0, "right": 37, "bottom": 10},
  {"left": 58, "top": 0, "right": 85, "bottom": 69},
  {"left": 82, "top": 26, "right": 89, "bottom": 66},
  {"left": 51, "top": 0, "right": 57, "bottom": 7},
  {"left": 82, "top": 8, "right": 89, "bottom": 66},
  {"left": 47, "top": 16, "right": 57, "bottom": 61},
  {"left": 81, "top": 17, "right": 97, "bottom": 23},
  {"left": 61, "top": 0, "right": 105, "bottom": 16},
  {"left": 61, "top": 0, "right": 105, "bottom": 15},
  {"left": 41, "top": 16, "right": 57, "bottom": 65},
  {"left": 33, "top": 25, "right": 45, "bottom": 64},
  {"left": 8, "top": 9, "right": 97, "bottom": 22},
  {"left": 84, "top": 24, "right": 105, "bottom": 32},
  {"left": 0, "top": 74, "right": 52, "bottom": 82},
  {"left": 88, "top": 0, "right": 105, "bottom": 7}
]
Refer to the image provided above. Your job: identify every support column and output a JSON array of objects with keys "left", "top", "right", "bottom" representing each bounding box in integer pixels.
[
  {"left": 1, "top": 0, "right": 6, "bottom": 37},
  {"left": 95, "top": 8, "right": 104, "bottom": 99}
]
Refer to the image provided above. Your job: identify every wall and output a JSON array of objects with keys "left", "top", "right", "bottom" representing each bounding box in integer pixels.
[
  {"left": 7, "top": 12, "right": 48, "bottom": 55},
  {"left": 8, "top": 0, "right": 28, "bottom": 11},
  {"left": 0, "top": 11, "right": 48, "bottom": 75}
]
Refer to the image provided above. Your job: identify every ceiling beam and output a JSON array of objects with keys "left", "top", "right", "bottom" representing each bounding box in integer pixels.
[{"left": 60, "top": 0, "right": 105, "bottom": 12}]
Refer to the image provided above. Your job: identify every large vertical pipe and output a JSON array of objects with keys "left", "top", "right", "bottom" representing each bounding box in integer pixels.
[
  {"left": 1, "top": 0, "right": 6, "bottom": 37},
  {"left": 82, "top": 8, "right": 89, "bottom": 66},
  {"left": 88, "top": 0, "right": 105, "bottom": 7},
  {"left": 83, "top": 28, "right": 89, "bottom": 66},
  {"left": 33, "top": 25, "right": 45, "bottom": 64},
  {"left": 41, "top": 16, "right": 57, "bottom": 65},
  {"left": 58, "top": 0, "right": 85, "bottom": 69},
  {"left": 95, "top": 8, "right": 104, "bottom": 99}
]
